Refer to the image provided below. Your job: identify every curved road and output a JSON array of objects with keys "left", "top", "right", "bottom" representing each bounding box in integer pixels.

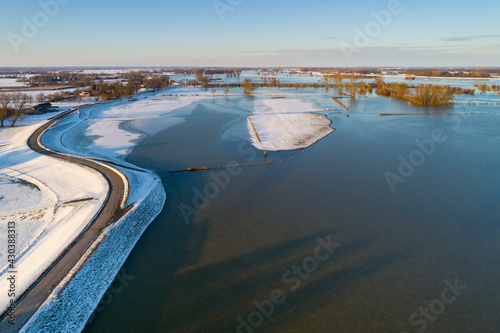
[{"left": 0, "top": 105, "right": 129, "bottom": 332}]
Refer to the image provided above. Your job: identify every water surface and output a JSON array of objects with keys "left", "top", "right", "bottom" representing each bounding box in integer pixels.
[{"left": 84, "top": 88, "right": 500, "bottom": 332}]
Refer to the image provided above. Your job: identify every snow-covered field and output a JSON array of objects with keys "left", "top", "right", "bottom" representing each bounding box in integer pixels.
[
  {"left": 0, "top": 78, "right": 27, "bottom": 87},
  {"left": 246, "top": 98, "right": 334, "bottom": 151},
  {"left": 0, "top": 113, "right": 108, "bottom": 313},
  {"left": 0, "top": 87, "right": 81, "bottom": 101}
]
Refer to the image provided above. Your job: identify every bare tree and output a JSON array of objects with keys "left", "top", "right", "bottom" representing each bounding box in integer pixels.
[
  {"left": 36, "top": 92, "right": 46, "bottom": 103},
  {"left": 211, "top": 89, "right": 216, "bottom": 97},
  {"left": 322, "top": 75, "right": 330, "bottom": 88},
  {"left": 333, "top": 73, "right": 344, "bottom": 87},
  {"left": 223, "top": 86, "right": 230, "bottom": 97},
  {"left": 346, "top": 75, "right": 358, "bottom": 99},
  {"left": 0, "top": 94, "right": 12, "bottom": 127},
  {"left": 10, "top": 93, "right": 31, "bottom": 127},
  {"left": 243, "top": 79, "right": 256, "bottom": 96}
]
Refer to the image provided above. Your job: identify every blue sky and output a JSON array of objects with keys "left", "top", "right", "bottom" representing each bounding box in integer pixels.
[{"left": 1, "top": 0, "right": 499, "bottom": 67}]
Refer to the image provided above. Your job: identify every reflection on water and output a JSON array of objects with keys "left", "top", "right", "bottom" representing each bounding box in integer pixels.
[{"left": 84, "top": 89, "right": 500, "bottom": 332}]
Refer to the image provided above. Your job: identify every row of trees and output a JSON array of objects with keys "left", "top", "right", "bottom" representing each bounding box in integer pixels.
[
  {"left": 0, "top": 93, "right": 32, "bottom": 127},
  {"left": 32, "top": 75, "right": 172, "bottom": 103},
  {"left": 474, "top": 84, "right": 500, "bottom": 93},
  {"left": 373, "top": 80, "right": 459, "bottom": 106},
  {"left": 402, "top": 68, "right": 496, "bottom": 78},
  {"left": 183, "top": 73, "right": 484, "bottom": 106},
  {"left": 0, "top": 73, "right": 173, "bottom": 127}
]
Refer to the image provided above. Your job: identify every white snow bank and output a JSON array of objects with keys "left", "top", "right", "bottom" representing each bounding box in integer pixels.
[
  {"left": 21, "top": 172, "right": 166, "bottom": 333},
  {"left": 0, "top": 118, "right": 108, "bottom": 313}
]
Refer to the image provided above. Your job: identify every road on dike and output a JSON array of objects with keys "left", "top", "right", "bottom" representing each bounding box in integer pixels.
[{"left": 0, "top": 105, "right": 130, "bottom": 332}]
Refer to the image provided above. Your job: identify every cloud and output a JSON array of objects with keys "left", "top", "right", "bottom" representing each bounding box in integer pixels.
[{"left": 439, "top": 34, "right": 500, "bottom": 42}]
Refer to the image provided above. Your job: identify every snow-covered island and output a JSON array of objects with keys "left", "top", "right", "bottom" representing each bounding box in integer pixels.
[{"left": 247, "top": 98, "right": 334, "bottom": 151}]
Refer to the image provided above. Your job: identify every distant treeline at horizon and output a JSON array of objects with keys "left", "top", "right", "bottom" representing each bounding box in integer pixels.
[{"left": 1, "top": 67, "right": 500, "bottom": 77}]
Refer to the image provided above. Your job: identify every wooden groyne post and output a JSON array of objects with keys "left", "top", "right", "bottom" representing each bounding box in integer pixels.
[
  {"left": 331, "top": 97, "right": 349, "bottom": 111},
  {"left": 247, "top": 116, "right": 268, "bottom": 157}
]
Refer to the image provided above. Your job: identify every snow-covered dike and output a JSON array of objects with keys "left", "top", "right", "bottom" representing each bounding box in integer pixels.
[
  {"left": 21, "top": 175, "right": 165, "bottom": 333},
  {"left": 247, "top": 98, "right": 334, "bottom": 151},
  {"left": 0, "top": 113, "right": 108, "bottom": 314},
  {"left": 16, "top": 88, "right": 214, "bottom": 332}
]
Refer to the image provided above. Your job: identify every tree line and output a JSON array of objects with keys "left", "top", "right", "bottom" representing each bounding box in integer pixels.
[
  {"left": 195, "top": 75, "right": 479, "bottom": 106},
  {"left": 473, "top": 84, "right": 500, "bottom": 93},
  {"left": 0, "top": 73, "right": 172, "bottom": 127}
]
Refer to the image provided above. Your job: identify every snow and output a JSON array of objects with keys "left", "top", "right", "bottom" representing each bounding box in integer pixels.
[
  {"left": 48, "top": 87, "right": 213, "bottom": 159},
  {"left": 0, "top": 87, "right": 82, "bottom": 101},
  {"left": 0, "top": 116, "right": 108, "bottom": 313},
  {"left": 0, "top": 78, "right": 27, "bottom": 87},
  {"left": 248, "top": 113, "right": 334, "bottom": 151},
  {"left": 252, "top": 98, "right": 323, "bottom": 114},
  {"left": 16, "top": 89, "right": 210, "bottom": 332},
  {"left": 246, "top": 98, "right": 334, "bottom": 151},
  {"left": 21, "top": 178, "right": 165, "bottom": 333}
]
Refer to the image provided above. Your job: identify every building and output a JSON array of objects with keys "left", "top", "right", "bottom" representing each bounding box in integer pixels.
[{"left": 30, "top": 102, "right": 52, "bottom": 114}]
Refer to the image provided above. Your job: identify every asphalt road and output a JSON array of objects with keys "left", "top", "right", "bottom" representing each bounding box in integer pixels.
[{"left": 0, "top": 106, "right": 128, "bottom": 332}]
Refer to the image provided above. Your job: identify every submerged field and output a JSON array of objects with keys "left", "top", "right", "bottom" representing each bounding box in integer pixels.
[{"left": 74, "top": 83, "right": 500, "bottom": 332}]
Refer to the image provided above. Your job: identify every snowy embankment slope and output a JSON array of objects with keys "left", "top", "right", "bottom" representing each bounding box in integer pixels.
[
  {"left": 43, "top": 87, "right": 213, "bottom": 161},
  {"left": 21, "top": 87, "right": 209, "bottom": 332},
  {"left": 0, "top": 111, "right": 108, "bottom": 313},
  {"left": 246, "top": 98, "right": 334, "bottom": 151}
]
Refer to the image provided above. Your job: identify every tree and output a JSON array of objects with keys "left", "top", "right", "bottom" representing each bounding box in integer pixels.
[
  {"left": 10, "top": 93, "right": 31, "bottom": 127},
  {"left": 0, "top": 108, "right": 10, "bottom": 127},
  {"left": 333, "top": 73, "right": 344, "bottom": 88},
  {"left": 146, "top": 77, "right": 163, "bottom": 91},
  {"left": 124, "top": 84, "right": 134, "bottom": 101},
  {"left": 0, "top": 94, "right": 12, "bottom": 127},
  {"left": 374, "top": 76, "right": 384, "bottom": 86},
  {"left": 346, "top": 75, "right": 358, "bottom": 99},
  {"left": 322, "top": 75, "right": 330, "bottom": 87},
  {"left": 243, "top": 79, "right": 256, "bottom": 96},
  {"left": 126, "top": 79, "right": 141, "bottom": 94},
  {"left": 211, "top": 89, "right": 217, "bottom": 97},
  {"left": 223, "top": 86, "right": 230, "bottom": 97},
  {"left": 198, "top": 75, "right": 210, "bottom": 88},
  {"left": 36, "top": 93, "right": 46, "bottom": 103}
]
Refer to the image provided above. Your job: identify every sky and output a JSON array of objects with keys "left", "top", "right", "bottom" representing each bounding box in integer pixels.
[{"left": 0, "top": 0, "right": 499, "bottom": 67}]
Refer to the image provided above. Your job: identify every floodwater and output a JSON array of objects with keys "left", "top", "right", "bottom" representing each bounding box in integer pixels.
[{"left": 83, "top": 86, "right": 500, "bottom": 332}]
